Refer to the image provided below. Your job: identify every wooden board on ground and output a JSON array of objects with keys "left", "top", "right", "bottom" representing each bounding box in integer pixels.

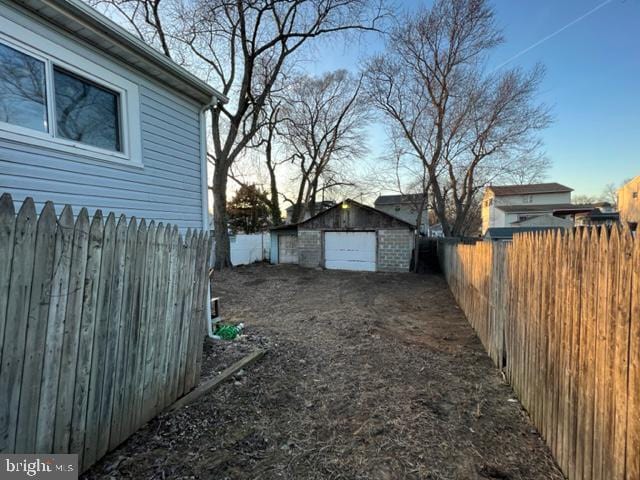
[{"left": 169, "top": 349, "right": 267, "bottom": 412}]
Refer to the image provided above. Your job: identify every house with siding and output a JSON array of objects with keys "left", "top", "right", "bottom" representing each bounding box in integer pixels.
[
  {"left": 618, "top": 176, "right": 640, "bottom": 230},
  {"left": 480, "top": 183, "right": 599, "bottom": 235},
  {"left": 374, "top": 194, "right": 428, "bottom": 233},
  {"left": 0, "top": 0, "right": 226, "bottom": 230}
]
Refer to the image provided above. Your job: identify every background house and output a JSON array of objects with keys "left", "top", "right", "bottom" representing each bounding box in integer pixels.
[
  {"left": 374, "top": 194, "right": 428, "bottom": 233},
  {"left": 0, "top": 0, "right": 225, "bottom": 231},
  {"left": 574, "top": 203, "right": 620, "bottom": 227},
  {"left": 271, "top": 199, "right": 415, "bottom": 272},
  {"left": 481, "top": 183, "right": 585, "bottom": 234},
  {"left": 618, "top": 176, "right": 640, "bottom": 230}
]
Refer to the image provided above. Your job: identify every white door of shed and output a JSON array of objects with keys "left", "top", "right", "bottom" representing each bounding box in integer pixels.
[
  {"left": 278, "top": 235, "right": 298, "bottom": 263},
  {"left": 324, "top": 232, "right": 376, "bottom": 271}
]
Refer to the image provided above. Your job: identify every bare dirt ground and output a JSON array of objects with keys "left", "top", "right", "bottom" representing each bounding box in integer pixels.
[{"left": 84, "top": 264, "right": 563, "bottom": 480}]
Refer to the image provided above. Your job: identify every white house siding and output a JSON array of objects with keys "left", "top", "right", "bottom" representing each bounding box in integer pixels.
[
  {"left": 482, "top": 190, "right": 572, "bottom": 234},
  {"left": 376, "top": 204, "right": 427, "bottom": 232},
  {"left": 0, "top": 1, "right": 205, "bottom": 230},
  {"left": 493, "top": 191, "right": 572, "bottom": 207}
]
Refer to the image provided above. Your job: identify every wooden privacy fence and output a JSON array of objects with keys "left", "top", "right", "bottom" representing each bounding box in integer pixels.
[
  {"left": 0, "top": 193, "right": 211, "bottom": 471},
  {"left": 439, "top": 230, "right": 639, "bottom": 480}
]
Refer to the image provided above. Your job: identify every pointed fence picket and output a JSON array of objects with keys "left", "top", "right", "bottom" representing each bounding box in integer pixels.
[
  {"left": 0, "top": 193, "right": 210, "bottom": 472},
  {"left": 439, "top": 229, "right": 638, "bottom": 480}
]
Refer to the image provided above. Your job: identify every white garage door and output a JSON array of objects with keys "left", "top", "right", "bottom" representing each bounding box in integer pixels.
[{"left": 324, "top": 232, "right": 376, "bottom": 272}]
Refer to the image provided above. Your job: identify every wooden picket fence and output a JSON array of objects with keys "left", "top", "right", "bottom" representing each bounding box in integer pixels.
[
  {"left": 439, "top": 229, "right": 639, "bottom": 480},
  {"left": 0, "top": 193, "right": 211, "bottom": 471}
]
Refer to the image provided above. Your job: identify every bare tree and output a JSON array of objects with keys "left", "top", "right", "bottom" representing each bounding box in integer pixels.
[
  {"left": 573, "top": 194, "right": 598, "bottom": 205},
  {"left": 281, "top": 70, "right": 369, "bottom": 223},
  {"left": 601, "top": 182, "right": 620, "bottom": 206},
  {"left": 364, "top": 0, "right": 551, "bottom": 237},
  {"left": 94, "top": 0, "right": 385, "bottom": 268},
  {"left": 90, "top": 0, "right": 176, "bottom": 58},
  {"left": 227, "top": 97, "right": 290, "bottom": 226}
]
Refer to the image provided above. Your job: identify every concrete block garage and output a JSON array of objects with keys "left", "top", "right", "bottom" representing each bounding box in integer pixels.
[{"left": 270, "top": 199, "right": 415, "bottom": 272}]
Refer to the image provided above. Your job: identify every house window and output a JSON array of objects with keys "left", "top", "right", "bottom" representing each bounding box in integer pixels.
[
  {"left": 53, "top": 67, "right": 121, "bottom": 152},
  {"left": 0, "top": 23, "right": 141, "bottom": 166},
  {"left": 0, "top": 42, "right": 48, "bottom": 132},
  {"left": 522, "top": 195, "right": 533, "bottom": 203},
  {"left": 633, "top": 192, "right": 638, "bottom": 199}
]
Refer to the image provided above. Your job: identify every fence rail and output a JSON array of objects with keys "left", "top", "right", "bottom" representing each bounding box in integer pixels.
[
  {"left": 0, "top": 193, "right": 211, "bottom": 471},
  {"left": 439, "top": 230, "right": 639, "bottom": 480}
]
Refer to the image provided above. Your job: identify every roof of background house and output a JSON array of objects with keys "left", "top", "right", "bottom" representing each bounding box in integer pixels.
[
  {"left": 585, "top": 211, "right": 620, "bottom": 221},
  {"left": 487, "top": 183, "right": 573, "bottom": 196},
  {"left": 374, "top": 194, "right": 424, "bottom": 205},
  {"left": 592, "top": 201, "right": 613, "bottom": 208},
  {"left": 510, "top": 214, "right": 573, "bottom": 227},
  {"left": 496, "top": 203, "right": 595, "bottom": 213},
  {"left": 484, "top": 226, "right": 565, "bottom": 240},
  {"left": 16, "top": 0, "right": 227, "bottom": 104}
]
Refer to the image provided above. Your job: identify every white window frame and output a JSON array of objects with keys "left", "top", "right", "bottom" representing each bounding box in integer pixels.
[{"left": 0, "top": 18, "right": 142, "bottom": 168}]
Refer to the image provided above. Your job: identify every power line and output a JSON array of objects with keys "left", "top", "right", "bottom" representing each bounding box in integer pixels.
[{"left": 493, "top": 0, "right": 614, "bottom": 71}]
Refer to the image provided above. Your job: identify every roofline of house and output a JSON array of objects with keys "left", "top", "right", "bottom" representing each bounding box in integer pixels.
[
  {"left": 617, "top": 175, "right": 640, "bottom": 193},
  {"left": 487, "top": 184, "right": 574, "bottom": 196},
  {"left": 17, "top": 0, "right": 228, "bottom": 105},
  {"left": 495, "top": 204, "right": 595, "bottom": 214},
  {"left": 374, "top": 194, "right": 424, "bottom": 205}
]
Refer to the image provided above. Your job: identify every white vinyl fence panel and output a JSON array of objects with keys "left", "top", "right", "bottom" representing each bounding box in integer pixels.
[{"left": 211, "top": 233, "right": 270, "bottom": 266}]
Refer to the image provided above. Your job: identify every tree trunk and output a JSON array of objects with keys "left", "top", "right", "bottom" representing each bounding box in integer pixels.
[
  {"left": 212, "top": 166, "right": 232, "bottom": 270},
  {"left": 308, "top": 178, "right": 319, "bottom": 217},
  {"left": 429, "top": 180, "right": 452, "bottom": 237},
  {"left": 266, "top": 161, "right": 281, "bottom": 226},
  {"left": 291, "top": 178, "right": 307, "bottom": 224},
  {"left": 265, "top": 131, "right": 282, "bottom": 226},
  {"left": 412, "top": 194, "right": 427, "bottom": 272}
]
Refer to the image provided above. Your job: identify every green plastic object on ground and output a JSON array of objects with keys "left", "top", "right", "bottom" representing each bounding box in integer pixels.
[{"left": 214, "top": 323, "right": 244, "bottom": 340}]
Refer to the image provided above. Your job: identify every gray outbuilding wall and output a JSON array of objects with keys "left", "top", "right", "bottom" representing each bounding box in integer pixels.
[
  {"left": 377, "top": 229, "right": 414, "bottom": 272},
  {"left": 298, "top": 231, "right": 323, "bottom": 268}
]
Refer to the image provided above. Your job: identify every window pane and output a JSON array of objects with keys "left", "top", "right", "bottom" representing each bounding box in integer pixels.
[
  {"left": 53, "top": 67, "right": 121, "bottom": 152},
  {"left": 0, "top": 42, "right": 47, "bottom": 132}
]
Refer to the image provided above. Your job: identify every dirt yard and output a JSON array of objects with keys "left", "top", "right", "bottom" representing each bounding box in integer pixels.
[{"left": 84, "top": 264, "right": 563, "bottom": 480}]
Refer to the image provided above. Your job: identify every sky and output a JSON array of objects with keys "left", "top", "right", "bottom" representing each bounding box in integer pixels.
[{"left": 304, "top": 0, "right": 640, "bottom": 198}]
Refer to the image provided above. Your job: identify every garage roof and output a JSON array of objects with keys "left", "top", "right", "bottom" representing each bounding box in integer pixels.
[
  {"left": 298, "top": 199, "right": 415, "bottom": 230},
  {"left": 272, "top": 200, "right": 416, "bottom": 231}
]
